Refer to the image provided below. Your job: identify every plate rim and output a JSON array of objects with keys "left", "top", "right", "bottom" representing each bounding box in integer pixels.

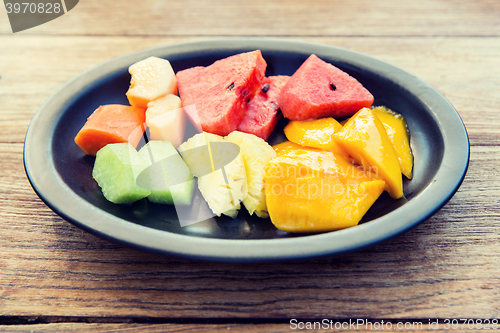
[{"left": 24, "top": 37, "right": 470, "bottom": 262}]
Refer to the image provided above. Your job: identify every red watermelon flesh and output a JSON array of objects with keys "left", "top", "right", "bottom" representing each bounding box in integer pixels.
[
  {"left": 278, "top": 54, "right": 374, "bottom": 121},
  {"left": 237, "top": 75, "right": 289, "bottom": 141},
  {"left": 176, "top": 50, "right": 267, "bottom": 136}
]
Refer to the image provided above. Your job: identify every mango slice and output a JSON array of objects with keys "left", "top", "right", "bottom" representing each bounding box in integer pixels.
[
  {"left": 334, "top": 107, "right": 403, "bottom": 199},
  {"left": 372, "top": 106, "right": 413, "bottom": 179},
  {"left": 265, "top": 147, "right": 385, "bottom": 232},
  {"left": 284, "top": 117, "right": 346, "bottom": 156},
  {"left": 272, "top": 141, "right": 312, "bottom": 156}
]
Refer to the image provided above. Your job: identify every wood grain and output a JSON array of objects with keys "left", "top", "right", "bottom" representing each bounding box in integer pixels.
[
  {"left": 1, "top": 144, "right": 499, "bottom": 319},
  {"left": 0, "top": 322, "right": 462, "bottom": 332},
  {"left": 0, "top": 0, "right": 499, "bottom": 37},
  {"left": 1, "top": 0, "right": 500, "bottom": 328},
  {"left": 1, "top": 36, "right": 499, "bottom": 145}
]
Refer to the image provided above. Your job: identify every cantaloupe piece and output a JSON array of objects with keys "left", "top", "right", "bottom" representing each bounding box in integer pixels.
[
  {"left": 74, "top": 104, "right": 146, "bottom": 156},
  {"left": 145, "top": 94, "right": 186, "bottom": 148},
  {"left": 126, "top": 56, "right": 177, "bottom": 109}
]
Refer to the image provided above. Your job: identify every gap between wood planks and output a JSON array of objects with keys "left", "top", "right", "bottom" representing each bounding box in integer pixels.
[{"left": 0, "top": 315, "right": 468, "bottom": 325}]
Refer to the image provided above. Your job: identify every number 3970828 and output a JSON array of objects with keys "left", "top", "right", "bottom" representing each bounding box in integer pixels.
[{"left": 5, "top": 2, "right": 62, "bottom": 14}]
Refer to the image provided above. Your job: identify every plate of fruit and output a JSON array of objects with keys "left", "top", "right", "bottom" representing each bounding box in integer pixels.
[{"left": 24, "top": 38, "right": 469, "bottom": 262}]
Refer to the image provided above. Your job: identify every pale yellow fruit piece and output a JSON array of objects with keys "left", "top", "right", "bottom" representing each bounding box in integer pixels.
[
  {"left": 126, "top": 56, "right": 177, "bottom": 109},
  {"left": 179, "top": 132, "right": 247, "bottom": 218},
  {"left": 226, "top": 131, "right": 277, "bottom": 218},
  {"left": 372, "top": 106, "right": 413, "bottom": 179},
  {"left": 146, "top": 94, "right": 186, "bottom": 148}
]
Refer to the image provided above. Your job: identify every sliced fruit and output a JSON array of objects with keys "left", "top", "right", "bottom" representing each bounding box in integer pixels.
[
  {"left": 126, "top": 56, "right": 177, "bottom": 109},
  {"left": 74, "top": 104, "right": 146, "bottom": 156},
  {"left": 265, "top": 147, "right": 385, "bottom": 232},
  {"left": 92, "top": 143, "right": 150, "bottom": 204},
  {"left": 137, "top": 141, "right": 194, "bottom": 205},
  {"left": 279, "top": 54, "right": 374, "bottom": 120},
  {"left": 176, "top": 50, "right": 267, "bottom": 136},
  {"left": 284, "top": 117, "right": 347, "bottom": 157},
  {"left": 145, "top": 94, "right": 186, "bottom": 148},
  {"left": 272, "top": 141, "right": 308, "bottom": 156},
  {"left": 333, "top": 107, "right": 403, "bottom": 199},
  {"left": 226, "top": 131, "right": 277, "bottom": 218},
  {"left": 372, "top": 106, "right": 413, "bottom": 179},
  {"left": 178, "top": 132, "right": 247, "bottom": 218},
  {"left": 237, "top": 75, "right": 289, "bottom": 140}
]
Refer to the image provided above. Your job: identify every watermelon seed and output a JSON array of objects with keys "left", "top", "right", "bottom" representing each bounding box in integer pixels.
[
  {"left": 262, "top": 83, "right": 270, "bottom": 93},
  {"left": 330, "top": 83, "right": 337, "bottom": 91},
  {"left": 227, "top": 83, "right": 235, "bottom": 91}
]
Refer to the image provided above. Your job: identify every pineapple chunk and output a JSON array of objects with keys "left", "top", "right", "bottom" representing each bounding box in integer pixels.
[
  {"left": 179, "top": 132, "right": 247, "bottom": 218},
  {"left": 126, "top": 56, "right": 177, "bottom": 109},
  {"left": 146, "top": 94, "right": 186, "bottom": 148},
  {"left": 226, "top": 131, "right": 276, "bottom": 218}
]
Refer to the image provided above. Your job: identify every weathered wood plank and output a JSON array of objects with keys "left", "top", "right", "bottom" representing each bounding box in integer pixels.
[
  {"left": 0, "top": 36, "right": 499, "bottom": 145},
  {"left": 0, "top": 322, "right": 458, "bottom": 332},
  {"left": 1, "top": 142, "right": 499, "bottom": 319},
  {"left": 1, "top": 0, "right": 499, "bottom": 322},
  {"left": 0, "top": 0, "right": 499, "bottom": 37}
]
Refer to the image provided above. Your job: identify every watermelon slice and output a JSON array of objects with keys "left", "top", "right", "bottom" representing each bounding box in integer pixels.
[
  {"left": 237, "top": 75, "right": 289, "bottom": 141},
  {"left": 176, "top": 50, "right": 267, "bottom": 136},
  {"left": 278, "top": 54, "right": 374, "bottom": 121}
]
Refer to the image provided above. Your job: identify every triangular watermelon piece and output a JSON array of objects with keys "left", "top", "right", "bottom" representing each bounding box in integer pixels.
[
  {"left": 237, "top": 75, "right": 289, "bottom": 141},
  {"left": 176, "top": 50, "right": 267, "bottom": 136},
  {"left": 278, "top": 54, "right": 374, "bottom": 121}
]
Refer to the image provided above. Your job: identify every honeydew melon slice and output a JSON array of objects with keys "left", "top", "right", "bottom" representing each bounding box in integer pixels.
[
  {"left": 137, "top": 141, "right": 194, "bottom": 205},
  {"left": 92, "top": 143, "right": 150, "bottom": 204}
]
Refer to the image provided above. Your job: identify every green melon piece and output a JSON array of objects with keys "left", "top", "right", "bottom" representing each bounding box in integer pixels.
[
  {"left": 137, "top": 140, "right": 194, "bottom": 205},
  {"left": 92, "top": 143, "right": 151, "bottom": 204}
]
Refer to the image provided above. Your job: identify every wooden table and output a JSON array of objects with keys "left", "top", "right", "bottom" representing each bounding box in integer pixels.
[{"left": 1, "top": 0, "right": 499, "bottom": 331}]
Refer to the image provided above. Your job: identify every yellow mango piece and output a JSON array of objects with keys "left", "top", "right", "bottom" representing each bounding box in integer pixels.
[
  {"left": 272, "top": 141, "right": 314, "bottom": 156},
  {"left": 339, "top": 118, "right": 350, "bottom": 126},
  {"left": 284, "top": 118, "right": 346, "bottom": 156},
  {"left": 334, "top": 107, "right": 403, "bottom": 199},
  {"left": 265, "top": 147, "right": 385, "bottom": 232},
  {"left": 372, "top": 106, "right": 413, "bottom": 179},
  {"left": 126, "top": 56, "right": 177, "bottom": 109}
]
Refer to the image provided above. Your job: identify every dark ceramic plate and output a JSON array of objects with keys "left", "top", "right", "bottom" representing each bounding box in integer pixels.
[{"left": 24, "top": 38, "right": 469, "bottom": 262}]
